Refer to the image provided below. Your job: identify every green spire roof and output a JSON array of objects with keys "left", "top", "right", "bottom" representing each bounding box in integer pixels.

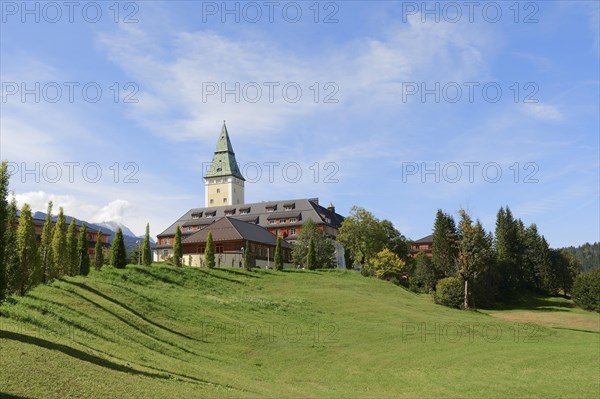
[{"left": 204, "top": 121, "right": 245, "bottom": 180}]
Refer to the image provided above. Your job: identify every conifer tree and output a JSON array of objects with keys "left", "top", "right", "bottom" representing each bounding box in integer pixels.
[
  {"left": 78, "top": 222, "right": 90, "bottom": 276},
  {"left": 15, "top": 204, "right": 39, "bottom": 295},
  {"left": 50, "top": 207, "right": 68, "bottom": 279},
  {"left": 39, "top": 201, "right": 54, "bottom": 283},
  {"left": 142, "top": 223, "right": 152, "bottom": 266},
  {"left": 243, "top": 240, "right": 252, "bottom": 271},
  {"left": 205, "top": 232, "right": 215, "bottom": 268},
  {"left": 110, "top": 228, "right": 127, "bottom": 269},
  {"left": 457, "top": 209, "right": 493, "bottom": 309},
  {"left": 539, "top": 236, "right": 558, "bottom": 294},
  {"left": 94, "top": 230, "right": 104, "bottom": 270},
  {"left": 432, "top": 209, "right": 458, "bottom": 277},
  {"left": 0, "top": 161, "right": 10, "bottom": 301},
  {"left": 173, "top": 225, "right": 182, "bottom": 266},
  {"left": 274, "top": 236, "right": 284, "bottom": 271},
  {"left": 4, "top": 198, "right": 19, "bottom": 296},
  {"left": 66, "top": 218, "right": 78, "bottom": 276},
  {"left": 306, "top": 236, "right": 316, "bottom": 270}
]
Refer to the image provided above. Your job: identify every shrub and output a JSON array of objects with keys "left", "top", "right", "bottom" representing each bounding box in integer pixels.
[
  {"left": 572, "top": 269, "right": 600, "bottom": 312},
  {"left": 409, "top": 253, "right": 436, "bottom": 293},
  {"left": 434, "top": 277, "right": 464, "bottom": 309}
]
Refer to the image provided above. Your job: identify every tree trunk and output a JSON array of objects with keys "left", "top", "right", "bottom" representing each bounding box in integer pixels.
[{"left": 464, "top": 279, "right": 469, "bottom": 310}]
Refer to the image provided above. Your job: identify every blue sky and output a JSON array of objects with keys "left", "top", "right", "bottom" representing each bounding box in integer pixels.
[{"left": 1, "top": 1, "right": 598, "bottom": 247}]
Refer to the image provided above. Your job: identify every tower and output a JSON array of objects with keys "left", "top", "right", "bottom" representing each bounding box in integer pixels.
[{"left": 204, "top": 122, "right": 245, "bottom": 207}]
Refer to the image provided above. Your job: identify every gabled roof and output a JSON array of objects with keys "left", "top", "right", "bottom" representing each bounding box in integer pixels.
[
  {"left": 157, "top": 198, "right": 344, "bottom": 238},
  {"left": 182, "top": 217, "right": 290, "bottom": 248},
  {"left": 413, "top": 234, "right": 433, "bottom": 244},
  {"left": 204, "top": 122, "right": 245, "bottom": 181}
]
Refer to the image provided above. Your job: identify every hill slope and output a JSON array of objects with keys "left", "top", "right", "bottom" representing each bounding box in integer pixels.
[{"left": 1, "top": 265, "right": 598, "bottom": 398}]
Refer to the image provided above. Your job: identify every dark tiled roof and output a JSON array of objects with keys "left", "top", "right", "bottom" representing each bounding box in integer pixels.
[
  {"left": 413, "top": 234, "right": 433, "bottom": 244},
  {"left": 182, "top": 217, "right": 290, "bottom": 248},
  {"left": 266, "top": 211, "right": 301, "bottom": 220},
  {"left": 157, "top": 198, "right": 343, "bottom": 237}
]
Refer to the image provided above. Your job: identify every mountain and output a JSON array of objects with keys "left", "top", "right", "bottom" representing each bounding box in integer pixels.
[{"left": 95, "top": 221, "right": 138, "bottom": 239}]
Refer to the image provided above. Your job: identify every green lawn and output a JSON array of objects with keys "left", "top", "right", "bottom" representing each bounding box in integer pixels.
[{"left": 1, "top": 264, "right": 598, "bottom": 398}]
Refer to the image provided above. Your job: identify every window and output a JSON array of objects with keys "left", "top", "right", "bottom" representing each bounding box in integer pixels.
[
  {"left": 216, "top": 244, "right": 224, "bottom": 253},
  {"left": 290, "top": 218, "right": 297, "bottom": 223},
  {"left": 266, "top": 205, "right": 277, "bottom": 212},
  {"left": 206, "top": 211, "right": 216, "bottom": 218},
  {"left": 279, "top": 219, "right": 286, "bottom": 224},
  {"left": 217, "top": 188, "right": 220, "bottom": 193},
  {"left": 192, "top": 212, "right": 202, "bottom": 219},
  {"left": 163, "top": 249, "right": 169, "bottom": 256},
  {"left": 269, "top": 220, "right": 276, "bottom": 224},
  {"left": 188, "top": 227, "right": 193, "bottom": 231},
  {"left": 290, "top": 228, "right": 296, "bottom": 235},
  {"left": 166, "top": 239, "right": 171, "bottom": 245},
  {"left": 210, "top": 199, "right": 214, "bottom": 205},
  {"left": 223, "top": 198, "right": 227, "bottom": 203}
]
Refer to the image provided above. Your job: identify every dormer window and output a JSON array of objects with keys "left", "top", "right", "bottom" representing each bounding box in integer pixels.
[
  {"left": 239, "top": 208, "right": 250, "bottom": 215},
  {"left": 206, "top": 211, "right": 216, "bottom": 218},
  {"left": 266, "top": 205, "right": 277, "bottom": 212},
  {"left": 192, "top": 212, "right": 203, "bottom": 219},
  {"left": 225, "top": 209, "right": 236, "bottom": 216},
  {"left": 283, "top": 203, "right": 295, "bottom": 211},
  {"left": 279, "top": 219, "right": 286, "bottom": 224}
]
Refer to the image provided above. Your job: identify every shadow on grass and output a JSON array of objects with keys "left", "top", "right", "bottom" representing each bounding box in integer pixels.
[
  {"left": 130, "top": 267, "right": 183, "bottom": 286},
  {"left": 195, "top": 268, "right": 247, "bottom": 284},
  {"left": 63, "top": 280, "right": 202, "bottom": 342},
  {"left": 482, "top": 292, "right": 576, "bottom": 312},
  {"left": 0, "top": 330, "right": 174, "bottom": 380},
  {"left": 55, "top": 285, "right": 215, "bottom": 361},
  {"left": 0, "top": 392, "right": 33, "bottom": 399}
]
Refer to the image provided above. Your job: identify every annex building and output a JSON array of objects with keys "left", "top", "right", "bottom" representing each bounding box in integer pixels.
[{"left": 154, "top": 122, "right": 346, "bottom": 269}]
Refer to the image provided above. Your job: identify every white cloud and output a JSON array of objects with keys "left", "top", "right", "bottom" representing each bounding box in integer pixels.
[
  {"left": 521, "top": 103, "right": 564, "bottom": 122},
  {"left": 93, "top": 199, "right": 131, "bottom": 223}
]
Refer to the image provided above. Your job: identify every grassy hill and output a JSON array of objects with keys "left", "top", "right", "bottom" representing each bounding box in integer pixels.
[{"left": 1, "top": 264, "right": 598, "bottom": 398}]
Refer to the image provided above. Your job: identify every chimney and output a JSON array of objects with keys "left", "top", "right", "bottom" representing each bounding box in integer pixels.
[{"left": 327, "top": 203, "right": 335, "bottom": 213}]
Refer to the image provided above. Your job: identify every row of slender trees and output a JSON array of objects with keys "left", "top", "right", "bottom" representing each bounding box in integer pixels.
[{"left": 0, "top": 160, "right": 154, "bottom": 302}]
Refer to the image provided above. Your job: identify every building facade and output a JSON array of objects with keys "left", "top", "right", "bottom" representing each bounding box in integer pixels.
[
  {"left": 154, "top": 123, "right": 346, "bottom": 268},
  {"left": 410, "top": 234, "right": 433, "bottom": 258}
]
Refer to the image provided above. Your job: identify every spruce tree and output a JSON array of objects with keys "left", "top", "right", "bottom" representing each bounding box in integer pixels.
[
  {"left": 274, "top": 236, "right": 284, "bottom": 271},
  {"left": 50, "top": 207, "right": 68, "bottom": 279},
  {"left": 94, "top": 230, "right": 104, "bottom": 270},
  {"left": 539, "top": 236, "right": 558, "bottom": 294},
  {"left": 110, "top": 228, "right": 127, "bottom": 269},
  {"left": 205, "top": 232, "right": 215, "bottom": 268},
  {"left": 39, "top": 201, "right": 54, "bottom": 283},
  {"left": 306, "top": 236, "right": 316, "bottom": 270},
  {"left": 432, "top": 209, "right": 458, "bottom": 277},
  {"left": 494, "top": 206, "right": 521, "bottom": 294},
  {"left": 243, "top": 240, "right": 252, "bottom": 271},
  {"left": 142, "top": 223, "right": 152, "bottom": 266},
  {"left": 457, "top": 210, "right": 493, "bottom": 309},
  {"left": 15, "top": 204, "right": 39, "bottom": 295},
  {"left": 78, "top": 222, "right": 90, "bottom": 276},
  {"left": 4, "top": 198, "right": 19, "bottom": 296},
  {"left": 66, "top": 218, "right": 78, "bottom": 276},
  {"left": 173, "top": 225, "right": 182, "bottom": 266},
  {"left": 0, "top": 161, "right": 10, "bottom": 301}
]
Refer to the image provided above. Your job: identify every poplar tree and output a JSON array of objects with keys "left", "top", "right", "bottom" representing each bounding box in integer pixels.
[
  {"left": 243, "top": 239, "right": 252, "bottom": 271},
  {"left": 4, "top": 198, "right": 19, "bottom": 296},
  {"left": 15, "top": 204, "right": 39, "bottom": 295},
  {"left": 66, "top": 218, "right": 78, "bottom": 276},
  {"left": 274, "top": 236, "right": 284, "bottom": 271},
  {"left": 50, "top": 207, "right": 68, "bottom": 279},
  {"left": 94, "top": 230, "right": 104, "bottom": 270},
  {"left": 39, "top": 201, "right": 54, "bottom": 283},
  {"left": 205, "top": 232, "right": 215, "bottom": 268},
  {"left": 306, "top": 236, "right": 316, "bottom": 270},
  {"left": 0, "top": 161, "right": 10, "bottom": 301},
  {"left": 110, "top": 228, "right": 127, "bottom": 269},
  {"left": 173, "top": 225, "right": 182, "bottom": 266},
  {"left": 142, "top": 223, "right": 152, "bottom": 266},
  {"left": 78, "top": 222, "right": 90, "bottom": 276}
]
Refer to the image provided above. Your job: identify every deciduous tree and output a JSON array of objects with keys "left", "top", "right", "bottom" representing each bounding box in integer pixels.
[{"left": 337, "top": 206, "right": 386, "bottom": 267}]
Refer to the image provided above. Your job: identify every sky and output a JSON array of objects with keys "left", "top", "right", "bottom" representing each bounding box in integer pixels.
[{"left": 1, "top": 1, "right": 598, "bottom": 247}]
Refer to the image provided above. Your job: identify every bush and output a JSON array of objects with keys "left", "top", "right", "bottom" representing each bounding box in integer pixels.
[
  {"left": 572, "top": 269, "right": 600, "bottom": 312},
  {"left": 409, "top": 253, "right": 436, "bottom": 293},
  {"left": 434, "top": 277, "right": 464, "bottom": 309}
]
